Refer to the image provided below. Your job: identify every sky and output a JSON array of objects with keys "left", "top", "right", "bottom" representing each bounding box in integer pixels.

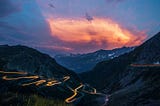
[{"left": 0, "top": 0, "right": 160, "bottom": 54}]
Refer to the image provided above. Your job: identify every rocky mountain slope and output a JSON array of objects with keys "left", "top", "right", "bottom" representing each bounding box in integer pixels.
[
  {"left": 55, "top": 47, "right": 134, "bottom": 73},
  {"left": 0, "top": 45, "right": 107, "bottom": 106},
  {"left": 0, "top": 45, "right": 79, "bottom": 79},
  {"left": 80, "top": 32, "right": 160, "bottom": 106}
]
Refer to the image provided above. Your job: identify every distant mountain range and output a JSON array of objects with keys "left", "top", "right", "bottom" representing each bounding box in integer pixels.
[
  {"left": 80, "top": 32, "right": 160, "bottom": 105},
  {"left": 55, "top": 47, "right": 135, "bottom": 73}
]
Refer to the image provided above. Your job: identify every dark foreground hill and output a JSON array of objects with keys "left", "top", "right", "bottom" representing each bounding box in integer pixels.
[
  {"left": 0, "top": 45, "right": 79, "bottom": 79},
  {"left": 80, "top": 32, "right": 160, "bottom": 106},
  {"left": 0, "top": 45, "right": 107, "bottom": 106}
]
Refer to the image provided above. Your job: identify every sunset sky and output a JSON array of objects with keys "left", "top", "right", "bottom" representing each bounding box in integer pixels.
[{"left": 0, "top": 0, "right": 160, "bottom": 54}]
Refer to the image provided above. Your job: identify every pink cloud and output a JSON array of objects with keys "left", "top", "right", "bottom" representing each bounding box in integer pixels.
[{"left": 47, "top": 17, "right": 147, "bottom": 52}]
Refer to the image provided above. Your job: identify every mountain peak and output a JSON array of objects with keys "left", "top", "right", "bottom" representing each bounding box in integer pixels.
[
  {"left": 81, "top": 31, "right": 160, "bottom": 90},
  {"left": 134, "top": 31, "right": 160, "bottom": 64},
  {"left": 0, "top": 45, "right": 80, "bottom": 80}
]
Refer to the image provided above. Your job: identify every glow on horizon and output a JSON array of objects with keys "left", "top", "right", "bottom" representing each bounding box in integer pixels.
[{"left": 47, "top": 17, "right": 147, "bottom": 50}]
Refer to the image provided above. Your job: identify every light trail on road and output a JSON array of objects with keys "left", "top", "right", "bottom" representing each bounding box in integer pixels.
[
  {"left": 0, "top": 71, "right": 27, "bottom": 74},
  {"left": 46, "top": 80, "right": 62, "bottom": 86},
  {"left": 2, "top": 75, "right": 39, "bottom": 80},
  {"left": 63, "top": 76, "right": 70, "bottom": 82},
  {"left": 65, "top": 83, "right": 84, "bottom": 103},
  {"left": 22, "top": 80, "right": 46, "bottom": 86},
  {"left": 130, "top": 64, "right": 160, "bottom": 67},
  {"left": 0, "top": 70, "right": 104, "bottom": 105}
]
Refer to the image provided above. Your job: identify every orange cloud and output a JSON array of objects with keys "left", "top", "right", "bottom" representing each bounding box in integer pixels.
[{"left": 47, "top": 17, "right": 146, "bottom": 50}]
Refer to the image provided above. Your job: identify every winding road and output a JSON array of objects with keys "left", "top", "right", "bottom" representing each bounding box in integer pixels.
[
  {"left": 0, "top": 70, "right": 108, "bottom": 106},
  {"left": 130, "top": 64, "right": 160, "bottom": 67}
]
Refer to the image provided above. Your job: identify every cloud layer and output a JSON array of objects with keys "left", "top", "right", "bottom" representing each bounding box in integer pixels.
[
  {"left": 1, "top": 0, "right": 159, "bottom": 54},
  {"left": 47, "top": 17, "right": 146, "bottom": 52},
  {"left": 0, "top": 0, "right": 21, "bottom": 17}
]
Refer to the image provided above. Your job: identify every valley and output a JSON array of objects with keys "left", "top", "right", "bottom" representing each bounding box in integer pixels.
[
  {"left": 55, "top": 47, "right": 134, "bottom": 73},
  {"left": 0, "top": 70, "right": 108, "bottom": 106},
  {"left": 0, "top": 0, "right": 159, "bottom": 105},
  {"left": 80, "top": 32, "right": 160, "bottom": 106}
]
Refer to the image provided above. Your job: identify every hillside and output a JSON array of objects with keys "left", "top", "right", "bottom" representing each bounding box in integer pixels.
[
  {"left": 55, "top": 47, "right": 134, "bottom": 73},
  {"left": 0, "top": 45, "right": 107, "bottom": 106},
  {"left": 80, "top": 32, "right": 160, "bottom": 105}
]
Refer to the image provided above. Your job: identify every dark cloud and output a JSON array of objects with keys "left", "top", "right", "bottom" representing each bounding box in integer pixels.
[
  {"left": 85, "top": 13, "right": 94, "bottom": 21},
  {"left": 0, "top": 21, "right": 17, "bottom": 30},
  {"left": 0, "top": 0, "right": 21, "bottom": 17},
  {"left": 48, "top": 3, "right": 55, "bottom": 8},
  {"left": 87, "top": 30, "right": 97, "bottom": 35},
  {"left": 106, "top": 0, "right": 126, "bottom": 3}
]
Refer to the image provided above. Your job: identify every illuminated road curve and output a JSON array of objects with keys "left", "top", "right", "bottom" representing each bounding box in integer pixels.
[
  {"left": 2, "top": 75, "right": 39, "bottom": 80},
  {"left": 130, "top": 64, "right": 160, "bottom": 67},
  {"left": 0, "top": 71, "right": 27, "bottom": 74},
  {"left": 0, "top": 70, "right": 107, "bottom": 105},
  {"left": 65, "top": 83, "right": 84, "bottom": 103}
]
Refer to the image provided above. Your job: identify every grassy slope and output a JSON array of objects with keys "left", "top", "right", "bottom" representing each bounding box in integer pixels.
[{"left": 0, "top": 92, "right": 73, "bottom": 106}]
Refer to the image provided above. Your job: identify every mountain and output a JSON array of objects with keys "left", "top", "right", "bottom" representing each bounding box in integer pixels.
[
  {"left": 0, "top": 45, "right": 79, "bottom": 79},
  {"left": 80, "top": 32, "right": 160, "bottom": 106},
  {"left": 35, "top": 46, "right": 71, "bottom": 57},
  {"left": 55, "top": 47, "right": 135, "bottom": 73},
  {"left": 0, "top": 45, "right": 107, "bottom": 106}
]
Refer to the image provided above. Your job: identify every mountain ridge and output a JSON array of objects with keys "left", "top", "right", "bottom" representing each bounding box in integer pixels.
[
  {"left": 80, "top": 32, "right": 160, "bottom": 106},
  {"left": 55, "top": 46, "right": 135, "bottom": 73}
]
